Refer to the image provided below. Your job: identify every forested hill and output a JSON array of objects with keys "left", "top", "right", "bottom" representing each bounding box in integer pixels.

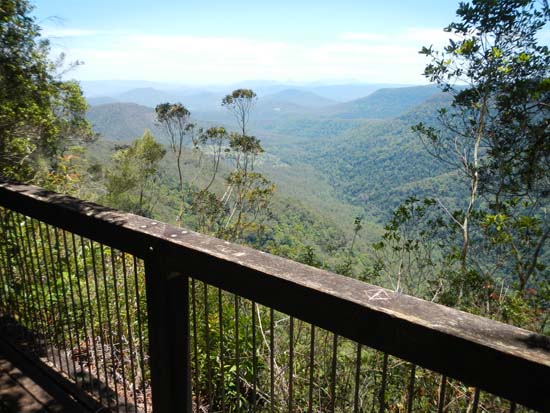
[
  {"left": 257, "top": 87, "right": 459, "bottom": 219},
  {"left": 320, "top": 85, "right": 440, "bottom": 119},
  {"left": 86, "top": 84, "right": 455, "bottom": 223},
  {"left": 286, "top": 103, "right": 460, "bottom": 217},
  {"left": 87, "top": 102, "right": 162, "bottom": 142},
  {"left": 260, "top": 89, "right": 337, "bottom": 107}
]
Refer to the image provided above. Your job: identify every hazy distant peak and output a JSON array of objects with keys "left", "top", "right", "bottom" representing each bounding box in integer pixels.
[{"left": 261, "top": 89, "right": 337, "bottom": 107}]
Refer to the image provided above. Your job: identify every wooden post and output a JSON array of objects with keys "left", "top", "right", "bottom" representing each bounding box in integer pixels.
[{"left": 145, "top": 248, "right": 191, "bottom": 413}]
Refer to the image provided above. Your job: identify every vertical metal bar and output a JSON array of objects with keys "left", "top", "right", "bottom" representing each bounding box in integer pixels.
[
  {"left": 29, "top": 218, "right": 51, "bottom": 354},
  {"left": 270, "top": 308, "right": 275, "bottom": 413},
  {"left": 204, "top": 283, "right": 213, "bottom": 410},
  {"left": 12, "top": 214, "right": 41, "bottom": 353},
  {"left": 133, "top": 257, "right": 148, "bottom": 413},
  {"left": 36, "top": 221, "right": 63, "bottom": 369},
  {"left": 71, "top": 233, "right": 96, "bottom": 399},
  {"left": 0, "top": 212, "right": 12, "bottom": 320},
  {"left": 378, "top": 353, "right": 388, "bottom": 413},
  {"left": 80, "top": 236, "right": 101, "bottom": 401},
  {"left": 330, "top": 334, "right": 338, "bottom": 413},
  {"left": 121, "top": 254, "right": 139, "bottom": 413},
  {"left": 218, "top": 288, "right": 225, "bottom": 413},
  {"left": 10, "top": 214, "right": 32, "bottom": 345},
  {"left": 472, "top": 388, "right": 480, "bottom": 413},
  {"left": 44, "top": 223, "right": 71, "bottom": 372},
  {"left": 235, "top": 294, "right": 241, "bottom": 413},
  {"left": 23, "top": 216, "right": 45, "bottom": 357},
  {"left": 27, "top": 218, "right": 53, "bottom": 359},
  {"left": 21, "top": 216, "right": 45, "bottom": 357},
  {"left": 111, "top": 250, "right": 129, "bottom": 410},
  {"left": 0, "top": 213, "right": 15, "bottom": 323},
  {"left": 308, "top": 325, "right": 315, "bottom": 413},
  {"left": 406, "top": 364, "right": 416, "bottom": 413},
  {"left": 3, "top": 212, "right": 22, "bottom": 326},
  {"left": 4, "top": 213, "right": 25, "bottom": 335},
  {"left": 100, "top": 244, "right": 119, "bottom": 407},
  {"left": 144, "top": 251, "right": 191, "bottom": 413},
  {"left": 191, "top": 278, "right": 199, "bottom": 413},
  {"left": 7, "top": 213, "right": 34, "bottom": 345},
  {"left": 437, "top": 375, "right": 447, "bottom": 413},
  {"left": 61, "top": 230, "right": 82, "bottom": 384},
  {"left": 353, "top": 343, "right": 362, "bottom": 413},
  {"left": 252, "top": 301, "right": 257, "bottom": 412},
  {"left": 0, "top": 212, "right": 18, "bottom": 324},
  {"left": 1, "top": 213, "right": 19, "bottom": 322},
  {"left": 1, "top": 214, "right": 21, "bottom": 327},
  {"left": 89, "top": 240, "right": 111, "bottom": 407},
  {"left": 53, "top": 227, "right": 78, "bottom": 377},
  {"left": 288, "top": 316, "right": 294, "bottom": 413}
]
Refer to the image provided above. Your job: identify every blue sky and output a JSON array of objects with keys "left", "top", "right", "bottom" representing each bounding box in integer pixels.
[{"left": 33, "top": 0, "right": 462, "bottom": 85}]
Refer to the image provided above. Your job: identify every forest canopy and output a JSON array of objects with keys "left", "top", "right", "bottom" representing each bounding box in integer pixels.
[{"left": 0, "top": 0, "right": 92, "bottom": 183}]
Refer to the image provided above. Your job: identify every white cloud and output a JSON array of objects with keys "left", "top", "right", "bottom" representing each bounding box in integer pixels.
[
  {"left": 42, "top": 27, "right": 107, "bottom": 38},
  {"left": 53, "top": 27, "right": 450, "bottom": 84},
  {"left": 339, "top": 32, "right": 385, "bottom": 41},
  {"left": 402, "top": 27, "right": 458, "bottom": 48}
]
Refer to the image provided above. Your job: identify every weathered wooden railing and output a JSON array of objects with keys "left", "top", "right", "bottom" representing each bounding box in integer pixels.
[{"left": 0, "top": 181, "right": 548, "bottom": 412}]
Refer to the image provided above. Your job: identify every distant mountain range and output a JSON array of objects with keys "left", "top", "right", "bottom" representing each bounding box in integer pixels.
[
  {"left": 87, "top": 103, "right": 161, "bottom": 141},
  {"left": 86, "top": 84, "right": 442, "bottom": 140},
  {"left": 81, "top": 80, "right": 415, "bottom": 110},
  {"left": 322, "top": 85, "right": 441, "bottom": 119},
  {"left": 262, "top": 89, "right": 337, "bottom": 107},
  {"left": 86, "top": 83, "right": 455, "bottom": 221}
]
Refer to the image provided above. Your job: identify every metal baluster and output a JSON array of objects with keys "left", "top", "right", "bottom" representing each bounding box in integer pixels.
[
  {"left": 191, "top": 278, "right": 199, "bottom": 413},
  {"left": 61, "top": 230, "right": 83, "bottom": 384},
  {"left": 353, "top": 344, "right": 362, "bottom": 413},
  {"left": 6, "top": 214, "right": 33, "bottom": 345},
  {"left": 11, "top": 215, "right": 40, "bottom": 350},
  {"left": 71, "top": 233, "right": 96, "bottom": 399},
  {"left": 204, "top": 283, "right": 213, "bottom": 410},
  {"left": 89, "top": 240, "right": 111, "bottom": 407},
  {"left": 133, "top": 257, "right": 149, "bottom": 413},
  {"left": 36, "top": 221, "right": 63, "bottom": 369},
  {"left": 288, "top": 316, "right": 294, "bottom": 413},
  {"left": 0, "top": 211, "right": 12, "bottom": 321},
  {"left": 330, "top": 334, "right": 338, "bottom": 413},
  {"left": 437, "top": 375, "right": 447, "bottom": 413},
  {"left": 44, "top": 224, "right": 71, "bottom": 372},
  {"left": 270, "top": 308, "right": 275, "bottom": 413},
  {"left": 100, "top": 244, "right": 119, "bottom": 407},
  {"left": 80, "top": 236, "right": 101, "bottom": 401},
  {"left": 251, "top": 301, "right": 257, "bottom": 412},
  {"left": 218, "top": 288, "right": 225, "bottom": 413},
  {"left": 406, "top": 364, "right": 416, "bottom": 413},
  {"left": 472, "top": 388, "right": 480, "bottom": 413},
  {"left": 111, "top": 250, "right": 129, "bottom": 410},
  {"left": 308, "top": 325, "right": 315, "bottom": 413},
  {"left": 121, "top": 254, "right": 139, "bottom": 413},
  {"left": 378, "top": 353, "right": 389, "bottom": 413},
  {"left": 53, "top": 227, "right": 78, "bottom": 378},
  {"left": 235, "top": 294, "right": 241, "bottom": 413}
]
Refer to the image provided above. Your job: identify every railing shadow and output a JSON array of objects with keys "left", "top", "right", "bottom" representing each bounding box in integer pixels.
[
  {"left": 0, "top": 316, "right": 138, "bottom": 412},
  {"left": 519, "top": 333, "right": 550, "bottom": 353}
]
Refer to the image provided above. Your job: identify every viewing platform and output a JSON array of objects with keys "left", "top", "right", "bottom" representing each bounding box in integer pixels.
[{"left": 0, "top": 181, "right": 548, "bottom": 412}]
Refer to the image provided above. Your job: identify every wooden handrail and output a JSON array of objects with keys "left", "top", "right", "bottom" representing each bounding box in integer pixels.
[{"left": 0, "top": 181, "right": 549, "bottom": 411}]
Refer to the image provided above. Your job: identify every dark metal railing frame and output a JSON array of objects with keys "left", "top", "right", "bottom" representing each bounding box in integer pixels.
[{"left": 0, "top": 182, "right": 549, "bottom": 412}]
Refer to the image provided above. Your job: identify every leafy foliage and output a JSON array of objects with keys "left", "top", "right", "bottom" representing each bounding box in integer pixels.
[
  {"left": 375, "top": 0, "right": 550, "bottom": 331},
  {"left": 0, "top": 0, "right": 92, "bottom": 182},
  {"left": 105, "top": 130, "right": 166, "bottom": 217}
]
